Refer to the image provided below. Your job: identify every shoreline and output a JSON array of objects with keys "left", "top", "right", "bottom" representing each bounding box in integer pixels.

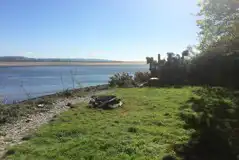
[
  {"left": 20, "top": 84, "right": 110, "bottom": 104},
  {"left": 0, "top": 61, "right": 146, "bottom": 67},
  {"left": 0, "top": 84, "right": 110, "bottom": 126},
  {"left": 0, "top": 85, "right": 113, "bottom": 157},
  {"left": 0, "top": 85, "right": 109, "bottom": 105}
]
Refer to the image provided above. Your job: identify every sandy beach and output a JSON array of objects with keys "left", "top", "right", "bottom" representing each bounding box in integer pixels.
[{"left": 0, "top": 61, "right": 146, "bottom": 67}]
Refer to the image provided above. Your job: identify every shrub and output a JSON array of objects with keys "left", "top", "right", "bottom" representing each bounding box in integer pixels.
[
  {"left": 108, "top": 72, "right": 135, "bottom": 87},
  {"left": 134, "top": 71, "right": 151, "bottom": 83},
  {"left": 58, "top": 89, "right": 73, "bottom": 98},
  {"left": 176, "top": 87, "right": 239, "bottom": 159},
  {"left": 0, "top": 105, "right": 20, "bottom": 124}
]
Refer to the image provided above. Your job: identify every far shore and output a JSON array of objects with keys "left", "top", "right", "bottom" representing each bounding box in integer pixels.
[{"left": 0, "top": 61, "right": 146, "bottom": 67}]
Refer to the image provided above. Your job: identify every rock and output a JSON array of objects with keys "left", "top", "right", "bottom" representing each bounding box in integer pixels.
[
  {"left": 149, "top": 77, "right": 160, "bottom": 87},
  {"left": 70, "top": 105, "right": 75, "bottom": 109},
  {"left": 66, "top": 102, "right": 72, "bottom": 107},
  {"left": 37, "top": 104, "right": 44, "bottom": 108},
  {"left": 25, "top": 119, "right": 32, "bottom": 123},
  {"left": 150, "top": 77, "right": 159, "bottom": 80},
  {"left": 21, "top": 135, "right": 32, "bottom": 141}
]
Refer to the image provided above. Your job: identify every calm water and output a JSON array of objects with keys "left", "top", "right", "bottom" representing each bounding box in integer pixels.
[{"left": 0, "top": 65, "right": 148, "bottom": 103}]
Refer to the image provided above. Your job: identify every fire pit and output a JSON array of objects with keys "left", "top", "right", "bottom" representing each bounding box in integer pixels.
[{"left": 89, "top": 95, "right": 123, "bottom": 109}]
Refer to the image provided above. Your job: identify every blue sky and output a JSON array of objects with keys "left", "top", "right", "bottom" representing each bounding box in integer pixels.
[{"left": 0, "top": 0, "right": 199, "bottom": 61}]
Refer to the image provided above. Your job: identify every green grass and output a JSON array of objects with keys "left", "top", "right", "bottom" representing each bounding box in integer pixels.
[{"left": 5, "top": 87, "right": 197, "bottom": 160}]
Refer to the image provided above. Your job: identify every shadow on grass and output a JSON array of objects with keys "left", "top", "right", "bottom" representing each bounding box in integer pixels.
[{"left": 175, "top": 87, "right": 239, "bottom": 160}]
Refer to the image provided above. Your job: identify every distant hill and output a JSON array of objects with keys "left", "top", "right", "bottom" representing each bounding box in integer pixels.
[{"left": 0, "top": 56, "right": 117, "bottom": 62}]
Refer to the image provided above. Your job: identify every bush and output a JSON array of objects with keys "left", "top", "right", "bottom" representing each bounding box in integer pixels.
[
  {"left": 134, "top": 71, "right": 151, "bottom": 83},
  {"left": 0, "top": 104, "right": 32, "bottom": 125},
  {"left": 108, "top": 72, "right": 135, "bottom": 88},
  {"left": 176, "top": 87, "right": 239, "bottom": 160},
  {"left": 60, "top": 89, "right": 73, "bottom": 97}
]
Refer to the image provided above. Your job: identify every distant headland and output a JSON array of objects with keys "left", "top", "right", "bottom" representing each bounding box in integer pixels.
[{"left": 0, "top": 56, "right": 145, "bottom": 66}]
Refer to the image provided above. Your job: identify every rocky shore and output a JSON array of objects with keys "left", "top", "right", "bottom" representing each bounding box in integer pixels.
[{"left": 0, "top": 84, "right": 112, "bottom": 158}]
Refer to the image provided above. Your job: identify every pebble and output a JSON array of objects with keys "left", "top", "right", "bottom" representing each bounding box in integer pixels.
[
  {"left": 25, "top": 119, "right": 32, "bottom": 123},
  {"left": 66, "top": 102, "right": 72, "bottom": 107},
  {"left": 37, "top": 104, "right": 44, "bottom": 108}
]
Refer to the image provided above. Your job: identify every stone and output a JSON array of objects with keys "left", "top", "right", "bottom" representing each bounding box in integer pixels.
[
  {"left": 21, "top": 135, "right": 32, "bottom": 141},
  {"left": 37, "top": 104, "right": 44, "bottom": 108},
  {"left": 25, "top": 119, "right": 32, "bottom": 123},
  {"left": 148, "top": 77, "right": 160, "bottom": 87},
  {"left": 150, "top": 77, "right": 159, "bottom": 80},
  {"left": 66, "top": 102, "right": 72, "bottom": 107}
]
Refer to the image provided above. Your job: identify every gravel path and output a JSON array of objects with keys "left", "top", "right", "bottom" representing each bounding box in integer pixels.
[{"left": 0, "top": 90, "right": 112, "bottom": 158}]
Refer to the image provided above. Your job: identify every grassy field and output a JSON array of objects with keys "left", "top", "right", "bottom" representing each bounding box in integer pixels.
[{"left": 4, "top": 87, "right": 239, "bottom": 160}]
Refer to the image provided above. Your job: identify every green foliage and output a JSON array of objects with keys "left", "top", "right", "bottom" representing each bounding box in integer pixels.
[
  {"left": 146, "top": 57, "right": 154, "bottom": 64},
  {"left": 108, "top": 72, "right": 135, "bottom": 87},
  {"left": 189, "top": 50, "right": 239, "bottom": 88},
  {"left": 109, "top": 71, "right": 151, "bottom": 87},
  {"left": 58, "top": 89, "right": 73, "bottom": 98},
  {"left": 0, "top": 104, "right": 30, "bottom": 124},
  {"left": 146, "top": 40, "right": 239, "bottom": 88},
  {"left": 149, "top": 50, "right": 189, "bottom": 86},
  {"left": 5, "top": 87, "right": 195, "bottom": 160},
  {"left": 197, "top": 0, "right": 239, "bottom": 51},
  {"left": 134, "top": 71, "right": 151, "bottom": 83},
  {"left": 190, "top": 0, "right": 239, "bottom": 89},
  {"left": 177, "top": 87, "right": 239, "bottom": 160}
]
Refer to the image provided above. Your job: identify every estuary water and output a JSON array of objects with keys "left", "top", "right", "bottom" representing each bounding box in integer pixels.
[{"left": 0, "top": 65, "right": 148, "bottom": 103}]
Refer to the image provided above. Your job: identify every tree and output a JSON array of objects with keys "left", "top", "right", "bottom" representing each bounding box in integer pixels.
[
  {"left": 197, "top": 0, "right": 239, "bottom": 52},
  {"left": 181, "top": 50, "right": 189, "bottom": 61},
  {"left": 146, "top": 57, "right": 154, "bottom": 64}
]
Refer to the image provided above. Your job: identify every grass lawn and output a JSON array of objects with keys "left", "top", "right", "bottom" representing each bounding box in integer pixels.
[{"left": 5, "top": 87, "right": 239, "bottom": 160}]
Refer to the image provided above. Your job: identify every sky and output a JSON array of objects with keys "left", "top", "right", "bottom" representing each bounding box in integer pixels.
[{"left": 0, "top": 0, "right": 199, "bottom": 61}]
